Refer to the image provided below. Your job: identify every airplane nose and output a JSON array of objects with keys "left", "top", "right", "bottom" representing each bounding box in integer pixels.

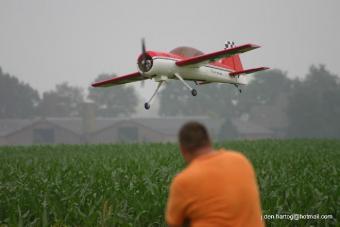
[{"left": 138, "top": 54, "right": 153, "bottom": 73}]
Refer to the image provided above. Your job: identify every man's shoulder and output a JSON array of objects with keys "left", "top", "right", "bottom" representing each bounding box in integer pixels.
[
  {"left": 171, "top": 162, "right": 201, "bottom": 189},
  {"left": 169, "top": 173, "right": 188, "bottom": 195},
  {"left": 172, "top": 167, "right": 192, "bottom": 186},
  {"left": 172, "top": 151, "right": 251, "bottom": 185},
  {"left": 216, "top": 150, "right": 254, "bottom": 171},
  {"left": 219, "top": 149, "right": 250, "bottom": 162}
]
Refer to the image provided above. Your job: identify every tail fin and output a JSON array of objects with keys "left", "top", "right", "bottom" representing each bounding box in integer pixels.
[
  {"left": 220, "top": 55, "right": 244, "bottom": 72},
  {"left": 221, "top": 41, "right": 244, "bottom": 71}
]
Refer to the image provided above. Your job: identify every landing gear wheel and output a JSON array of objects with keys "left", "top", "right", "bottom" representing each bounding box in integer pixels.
[
  {"left": 144, "top": 103, "right": 151, "bottom": 110},
  {"left": 191, "top": 89, "right": 197, "bottom": 96},
  {"left": 239, "top": 89, "right": 242, "bottom": 93}
]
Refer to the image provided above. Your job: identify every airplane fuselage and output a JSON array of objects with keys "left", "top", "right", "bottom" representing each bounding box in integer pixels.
[{"left": 138, "top": 51, "right": 248, "bottom": 85}]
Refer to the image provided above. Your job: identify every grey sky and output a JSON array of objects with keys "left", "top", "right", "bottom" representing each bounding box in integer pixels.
[{"left": 1, "top": 0, "right": 339, "bottom": 100}]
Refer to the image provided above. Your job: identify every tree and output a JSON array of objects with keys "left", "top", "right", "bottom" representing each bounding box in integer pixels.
[
  {"left": 286, "top": 65, "right": 340, "bottom": 138},
  {"left": 236, "top": 69, "right": 293, "bottom": 115},
  {"left": 158, "top": 81, "right": 238, "bottom": 118},
  {"left": 0, "top": 67, "right": 40, "bottom": 118},
  {"left": 158, "top": 70, "right": 293, "bottom": 119},
  {"left": 38, "top": 82, "right": 84, "bottom": 117},
  {"left": 88, "top": 74, "right": 138, "bottom": 117}
]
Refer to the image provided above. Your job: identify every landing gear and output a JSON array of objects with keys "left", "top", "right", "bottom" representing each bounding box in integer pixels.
[
  {"left": 174, "top": 73, "right": 198, "bottom": 96},
  {"left": 191, "top": 89, "right": 197, "bottom": 96},
  {"left": 234, "top": 84, "right": 242, "bottom": 93},
  {"left": 144, "top": 103, "right": 150, "bottom": 110},
  {"left": 144, "top": 81, "right": 164, "bottom": 110}
]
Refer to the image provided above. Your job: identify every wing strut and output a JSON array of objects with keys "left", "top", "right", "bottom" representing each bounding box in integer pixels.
[
  {"left": 174, "top": 73, "right": 197, "bottom": 96},
  {"left": 144, "top": 81, "right": 164, "bottom": 110}
]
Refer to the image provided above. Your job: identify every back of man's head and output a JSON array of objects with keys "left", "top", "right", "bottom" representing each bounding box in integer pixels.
[{"left": 178, "top": 121, "right": 211, "bottom": 153}]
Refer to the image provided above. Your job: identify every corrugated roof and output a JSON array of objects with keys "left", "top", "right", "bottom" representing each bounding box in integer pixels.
[
  {"left": 0, "top": 117, "right": 273, "bottom": 138},
  {"left": 0, "top": 119, "right": 32, "bottom": 136},
  {"left": 0, "top": 117, "right": 223, "bottom": 137}
]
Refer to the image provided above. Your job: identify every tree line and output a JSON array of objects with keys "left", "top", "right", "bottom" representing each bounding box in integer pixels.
[
  {"left": 0, "top": 71, "right": 137, "bottom": 118},
  {"left": 159, "top": 65, "right": 340, "bottom": 138},
  {"left": 0, "top": 65, "right": 339, "bottom": 138}
]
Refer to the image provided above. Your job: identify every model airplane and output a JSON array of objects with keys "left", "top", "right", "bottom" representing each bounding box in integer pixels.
[{"left": 92, "top": 39, "right": 269, "bottom": 110}]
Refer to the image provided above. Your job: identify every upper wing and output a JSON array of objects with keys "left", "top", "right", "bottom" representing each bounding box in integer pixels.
[
  {"left": 229, "top": 67, "right": 270, "bottom": 76},
  {"left": 91, "top": 72, "right": 146, "bottom": 87},
  {"left": 175, "top": 44, "right": 260, "bottom": 67}
]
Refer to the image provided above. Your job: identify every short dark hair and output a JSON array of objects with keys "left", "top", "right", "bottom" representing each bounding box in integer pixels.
[{"left": 178, "top": 121, "right": 211, "bottom": 152}]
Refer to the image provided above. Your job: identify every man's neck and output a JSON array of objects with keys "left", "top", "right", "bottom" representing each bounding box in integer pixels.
[{"left": 190, "top": 146, "right": 214, "bottom": 161}]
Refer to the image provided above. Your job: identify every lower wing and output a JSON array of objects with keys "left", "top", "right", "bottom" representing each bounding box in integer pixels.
[{"left": 91, "top": 72, "right": 146, "bottom": 87}]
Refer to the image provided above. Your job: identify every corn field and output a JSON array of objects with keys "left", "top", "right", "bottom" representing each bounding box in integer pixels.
[{"left": 0, "top": 140, "right": 339, "bottom": 226}]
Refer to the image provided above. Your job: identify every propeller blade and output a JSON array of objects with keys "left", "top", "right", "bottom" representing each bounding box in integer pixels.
[
  {"left": 141, "top": 38, "right": 146, "bottom": 55},
  {"left": 140, "top": 38, "right": 148, "bottom": 72}
]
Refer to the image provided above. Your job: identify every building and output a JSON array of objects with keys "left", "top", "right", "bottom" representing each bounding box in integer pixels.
[
  {"left": 0, "top": 119, "right": 82, "bottom": 145},
  {"left": 0, "top": 117, "right": 224, "bottom": 146},
  {"left": 0, "top": 116, "right": 277, "bottom": 146}
]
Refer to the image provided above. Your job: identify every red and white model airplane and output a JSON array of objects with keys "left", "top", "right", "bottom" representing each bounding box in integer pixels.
[{"left": 92, "top": 39, "right": 269, "bottom": 110}]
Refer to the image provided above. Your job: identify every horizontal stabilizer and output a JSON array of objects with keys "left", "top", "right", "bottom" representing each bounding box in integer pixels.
[{"left": 229, "top": 67, "right": 269, "bottom": 76}]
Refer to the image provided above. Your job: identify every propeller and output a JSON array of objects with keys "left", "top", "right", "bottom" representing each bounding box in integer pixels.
[
  {"left": 140, "top": 38, "right": 147, "bottom": 87},
  {"left": 141, "top": 38, "right": 146, "bottom": 56},
  {"left": 140, "top": 38, "right": 148, "bottom": 72}
]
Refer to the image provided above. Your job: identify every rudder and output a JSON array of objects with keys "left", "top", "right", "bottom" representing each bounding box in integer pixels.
[
  {"left": 220, "top": 55, "right": 244, "bottom": 72},
  {"left": 221, "top": 41, "right": 244, "bottom": 71}
]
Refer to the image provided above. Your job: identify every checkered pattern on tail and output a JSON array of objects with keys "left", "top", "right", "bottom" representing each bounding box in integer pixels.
[
  {"left": 221, "top": 40, "right": 243, "bottom": 71},
  {"left": 225, "top": 41, "right": 235, "bottom": 49}
]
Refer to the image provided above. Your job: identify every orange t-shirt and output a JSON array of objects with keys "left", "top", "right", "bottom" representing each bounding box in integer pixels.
[{"left": 166, "top": 150, "right": 264, "bottom": 227}]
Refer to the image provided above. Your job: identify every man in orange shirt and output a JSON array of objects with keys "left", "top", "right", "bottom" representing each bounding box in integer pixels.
[{"left": 166, "top": 122, "right": 264, "bottom": 227}]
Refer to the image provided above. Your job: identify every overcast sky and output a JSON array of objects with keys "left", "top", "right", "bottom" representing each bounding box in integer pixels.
[{"left": 1, "top": 0, "right": 339, "bottom": 100}]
